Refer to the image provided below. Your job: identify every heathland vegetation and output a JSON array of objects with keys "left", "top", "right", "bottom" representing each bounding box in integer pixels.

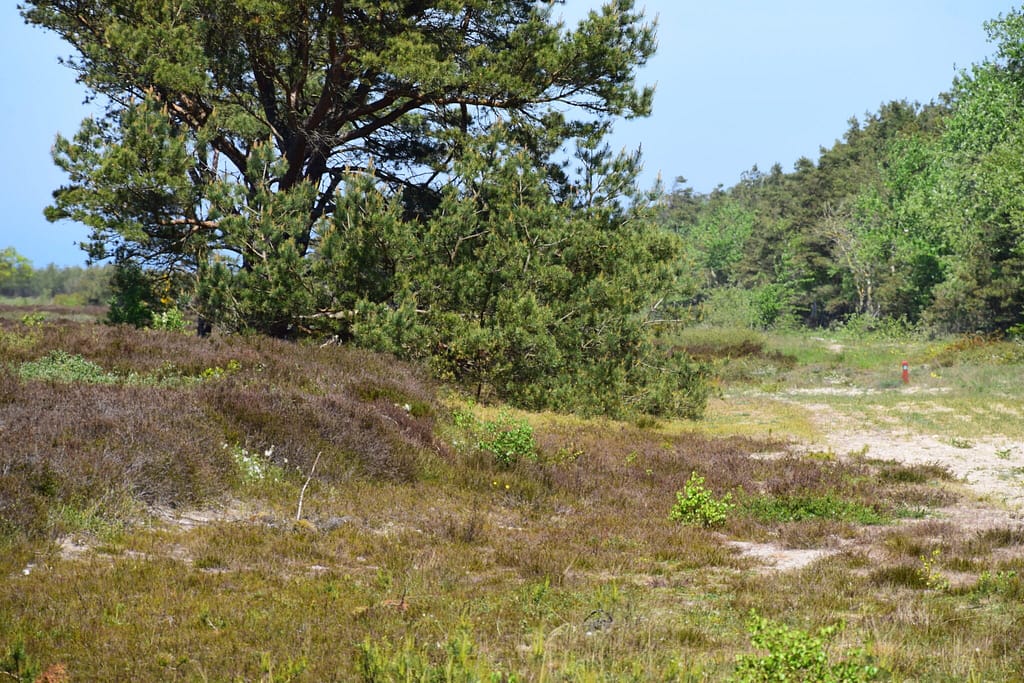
[
  {"left": 4, "top": 1, "right": 1024, "bottom": 680},
  {"left": 2, "top": 309, "right": 1024, "bottom": 680}
]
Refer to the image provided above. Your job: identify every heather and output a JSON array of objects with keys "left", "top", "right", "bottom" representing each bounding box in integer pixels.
[{"left": 2, "top": 316, "right": 1023, "bottom": 680}]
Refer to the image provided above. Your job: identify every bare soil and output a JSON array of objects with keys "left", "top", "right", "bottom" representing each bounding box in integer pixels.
[{"left": 732, "top": 396, "right": 1024, "bottom": 572}]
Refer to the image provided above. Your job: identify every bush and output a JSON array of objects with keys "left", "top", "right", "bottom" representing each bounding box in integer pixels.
[
  {"left": 357, "top": 631, "right": 510, "bottom": 683},
  {"left": 0, "top": 638, "right": 40, "bottom": 683},
  {"left": 700, "top": 284, "right": 798, "bottom": 330},
  {"left": 731, "top": 613, "right": 879, "bottom": 683},
  {"left": 833, "top": 313, "right": 919, "bottom": 341},
  {"left": 742, "top": 494, "right": 885, "bottom": 525},
  {"left": 18, "top": 350, "right": 116, "bottom": 384},
  {"left": 151, "top": 306, "right": 189, "bottom": 332},
  {"left": 453, "top": 410, "right": 538, "bottom": 469},
  {"left": 669, "top": 472, "right": 734, "bottom": 528},
  {"left": 107, "top": 261, "right": 160, "bottom": 327}
]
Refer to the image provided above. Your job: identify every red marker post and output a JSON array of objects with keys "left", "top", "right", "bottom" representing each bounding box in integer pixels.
[{"left": 901, "top": 360, "right": 909, "bottom": 385}]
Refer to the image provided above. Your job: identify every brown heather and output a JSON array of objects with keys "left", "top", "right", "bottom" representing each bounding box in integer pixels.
[{"left": 0, "top": 317, "right": 1023, "bottom": 680}]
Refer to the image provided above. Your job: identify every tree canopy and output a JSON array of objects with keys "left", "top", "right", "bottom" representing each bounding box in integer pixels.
[
  {"left": 26, "top": 0, "right": 709, "bottom": 418},
  {"left": 660, "top": 8, "right": 1024, "bottom": 336},
  {"left": 26, "top": 0, "right": 654, "bottom": 271}
]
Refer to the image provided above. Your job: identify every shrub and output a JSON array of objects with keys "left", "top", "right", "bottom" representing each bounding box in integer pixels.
[
  {"left": 357, "top": 631, "right": 510, "bottom": 682},
  {"left": 107, "top": 260, "right": 159, "bottom": 328},
  {"left": 972, "top": 570, "right": 1022, "bottom": 599},
  {"left": 476, "top": 412, "right": 536, "bottom": 469},
  {"left": 0, "top": 638, "right": 40, "bottom": 683},
  {"left": 669, "top": 471, "right": 734, "bottom": 528},
  {"left": 700, "top": 284, "right": 798, "bottom": 330},
  {"left": 742, "top": 494, "right": 885, "bottom": 525},
  {"left": 731, "top": 613, "right": 879, "bottom": 683},
  {"left": 224, "top": 443, "right": 283, "bottom": 485},
  {"left": 18, "top": 350, "right": 116, "bottom": 384},
  {"left": 151, "top": 306, "right": 189, "bottom": 332}
]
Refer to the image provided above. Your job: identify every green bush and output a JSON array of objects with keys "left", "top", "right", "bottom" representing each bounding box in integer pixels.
[
  {"left": 476, "top": 412, "right": 536, "bottom": 469},
  {"left": 224, "top": 443, "right": 283, "bottom": 486},
  {"left": 700, "top": 284, "right": 798, "bottom": 330},
  {"left": 669, "top": 472, "right": 734, "bottom": 528},
  {"left": 742, "top": 494, "right": 885, "bottom": 525},
  {"left": 18, "top": 350, "right": 116, "bottom": 384},
  {"left": 151, "top": 306, "right": 189, "bottom": 332},
  {"left": 731, "top": 613, "right": 879, "bottom": 683},
  {"left": 0, "top": 638, "right": 40, "bottom": 683},
  {"left": 107, "top": 260, "right": 160, "bottom": 327}
]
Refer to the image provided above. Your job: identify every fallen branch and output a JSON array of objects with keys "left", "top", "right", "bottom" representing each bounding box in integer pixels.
[{"left": 296, "top": 451, "right": 322, "bottom": 522}]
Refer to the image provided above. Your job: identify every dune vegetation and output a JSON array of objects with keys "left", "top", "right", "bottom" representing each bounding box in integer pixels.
[{"left": 2, "top": 309, "right": 1023, "bottom": 681}]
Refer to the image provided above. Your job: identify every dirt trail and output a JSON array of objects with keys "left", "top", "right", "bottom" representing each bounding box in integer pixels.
[
  {"left": 730, "top": 394, "right": 1024, "bottom": 573},
  {"left": 804, "top": 401, "right": 1024, "bottom": 511}
]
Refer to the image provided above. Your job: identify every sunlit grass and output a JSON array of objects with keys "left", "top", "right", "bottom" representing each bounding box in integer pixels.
[{"left": 3, "top": 317, "right": 1024, "bottom": 680}]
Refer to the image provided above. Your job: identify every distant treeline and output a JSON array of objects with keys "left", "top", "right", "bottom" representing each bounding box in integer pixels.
[
  {"left": 0, "top": 247, "right": 112, "bottom": 306},
  {"left": 659, "top": 12, "right": 1024, "bottom": 336}
]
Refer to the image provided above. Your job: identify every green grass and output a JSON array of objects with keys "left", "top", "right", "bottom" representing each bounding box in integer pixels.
[
  {"left": 2, "top": 317, "right": 1024, "bottom": 680},
  {"left": 742, "top": 493, "right": 887, "bottom": 525}
]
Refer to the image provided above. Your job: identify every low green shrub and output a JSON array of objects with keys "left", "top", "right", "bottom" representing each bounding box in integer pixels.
[
  {"left": 669, "top": 471, "right": 734, "bottom": 528},
  {"left": 742, "top": 494, "right": 885, "bottom": 525},
  {"left": 477, "top": 412, "right": 537, "bottom": 468},
  {"left": 731, "top": 613, "right": 879, "bottom": 682},
  {"left": 972, "top": 570, "right": 1022, "bottom": 599},
  {"left": 357, "top": 631, "right": 512, "bottom": 682},
  {"left": 224, "top": 443, "right": 284, "bottom": 486},
  {"left": 18, "top": 350, "right": 116, "bottom": 384},
  {"left": 0, "top": 638, "right": 40, "bottom": 683},
  {"left": 151, "top": 306, "right": 189, "bottom": 332}
]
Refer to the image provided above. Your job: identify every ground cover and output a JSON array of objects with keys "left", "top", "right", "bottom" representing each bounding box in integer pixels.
[{"left": 1, "top": 318, "right": 1022, "bottom": 680}]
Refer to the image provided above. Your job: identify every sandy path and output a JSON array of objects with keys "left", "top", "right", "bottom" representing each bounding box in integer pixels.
[
  {"left": 804, "top": 401, "right": 1024, "bottom": 511},
  {"left": 730, "top": 394, "right": 1024, "bottom": 572}
]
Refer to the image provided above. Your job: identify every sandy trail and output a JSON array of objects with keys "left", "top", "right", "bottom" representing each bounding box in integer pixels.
[
  {"left": 804, "top": 401, "right": 1024, "bottom": 511},
  {"left": 731, "top": 394, "right": 1024, "bottom": 572}
]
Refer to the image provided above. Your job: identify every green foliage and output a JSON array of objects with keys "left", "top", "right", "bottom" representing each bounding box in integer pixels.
[
  {"left": 0, "top": 248, "right": 34, "bottom": 297},
  {"left": 669, "top": 471, "right": 734, "bottom": 528},
  {"left": 21, "top": 0, "right": 708, "bottom": 418},
  {"left": 833, "top": 313, "right": 919, "bottom": 341},
  {"left": 652, "top": 8, "right": 1024, "bottom": 337},
  {"left": 476, "top": 412, "right": 537, "bottom": 469},
  {"left": 731, "top": 614, "right": 879, "bottom": 683},
  {"left": 322, "top": 136, "right": 706, "bottom": 418},
  {"left": 451, "top": 409, "right": 537, "bottom": 468},
  {"left": 742, "top": 494, "right": 885, "bottom": 525},
  {"left": 668, "top": 193, "right": 755, "bottom": 289},
  {"left": 106, "top": 260, "right": 162, "bottom": 327},
  {"left": 151, "top": 306, "right": 188, "bottom": 332},
  {"left": 357, "top": 631, "right": 513, "bottom": 683},
  {"left": 0, "top": 638, "right": 40, "bottom": 683},
  {"left": 972, "top": 570, "right": 1022, "bottom": 599},
  {"left": 258, "top": 651, "right": 308, "bottom": 682},
  {"left": 19, "top": 312, "right": 46, "bottom": 327},
  {"left": 918, "top": 548, "right": 950, "bottom": 591},
  {"left": 224, "top": 443, "right": 283, "bottom": 486},
  {"left": 18, "top": 350, "right": 117, "bottom": 384},
  {"left": 0, "top": 260, "right": 113, "bottom": 304}
]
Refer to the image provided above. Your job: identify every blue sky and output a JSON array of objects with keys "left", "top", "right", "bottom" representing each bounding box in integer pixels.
[{"left": 1, "top": 1, "right": 1019, "bottom": 267}]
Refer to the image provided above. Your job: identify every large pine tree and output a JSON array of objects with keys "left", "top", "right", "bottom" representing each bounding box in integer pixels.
[{"left": 26, "top": 0, "right": 707, "bottom": 417}]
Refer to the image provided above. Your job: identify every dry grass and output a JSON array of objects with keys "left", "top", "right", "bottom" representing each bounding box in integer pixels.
[{"left": 1, "top": 317, "right": 1023, "bottom": 680}]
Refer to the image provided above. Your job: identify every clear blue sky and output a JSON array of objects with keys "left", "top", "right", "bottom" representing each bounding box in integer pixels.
[{"left": 1, "top": 1, "right": 1019, "bottom": 267}]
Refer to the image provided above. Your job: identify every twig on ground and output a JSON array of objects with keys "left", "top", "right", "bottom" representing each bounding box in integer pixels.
[{"left": 296, "top": 451, "right": 322, "bottom": 522}]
